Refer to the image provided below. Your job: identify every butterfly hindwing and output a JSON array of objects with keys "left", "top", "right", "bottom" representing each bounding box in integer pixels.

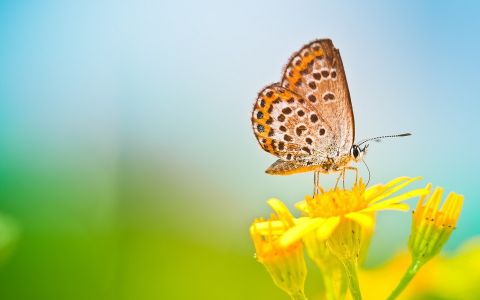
[{"left": 252, "top": 84, "right": 336, "bottom": 161}]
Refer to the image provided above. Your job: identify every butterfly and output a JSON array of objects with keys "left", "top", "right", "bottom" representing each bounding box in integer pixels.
[{"left": 251, "top": 39, "right": 409, "bottom": 181}]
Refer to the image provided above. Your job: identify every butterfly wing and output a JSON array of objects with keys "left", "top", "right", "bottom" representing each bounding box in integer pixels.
[
  {"left": 280, "top": 39, "right": 355, "bottom": 156},
  {"left": 251, "top": 84, "right": 336, "bottom": 162}
]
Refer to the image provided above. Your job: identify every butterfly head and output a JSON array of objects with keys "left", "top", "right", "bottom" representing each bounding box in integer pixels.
[{"left": 350, "top": 144, "right": 368, "bottom": 162}]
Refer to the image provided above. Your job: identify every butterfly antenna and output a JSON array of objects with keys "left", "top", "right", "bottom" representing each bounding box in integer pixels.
[
  {"left": 363, "top": 159, "right": 371, "bottom": 187},
  {"left": 358, "top": 133, "right": 412, "bottom": 146}
]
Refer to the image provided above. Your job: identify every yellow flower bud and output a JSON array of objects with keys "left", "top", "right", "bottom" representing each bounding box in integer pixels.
[{"left": 409, "top": 185, "right": 463, "bottom": 264}]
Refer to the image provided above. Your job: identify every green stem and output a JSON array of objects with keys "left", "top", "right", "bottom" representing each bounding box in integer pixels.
[
  {"left": 312, "top": 259, "right": 345, "bottom": 300},
  {"left": 387, "top": 259, "right": 423, "bottom": 300},
  {"left": 342, "top": 259, "right": 362, "bottom": 300},
  {"left": 290, "top": 292, "right": 307, "bottom": 300},
  {"left": 321, "top": 271, "right": 336, "bottom": 300}
]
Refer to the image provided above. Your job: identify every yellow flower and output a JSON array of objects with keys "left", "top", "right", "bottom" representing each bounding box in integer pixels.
[
  {"left": 250, "top": 199, "right": 307, "bottom": 300},
  {"left": 280, "top": 177, "right": 428, "bottom": 248},
  {"left": 409, "top": 184, "right": 464, "bottom": 264}
]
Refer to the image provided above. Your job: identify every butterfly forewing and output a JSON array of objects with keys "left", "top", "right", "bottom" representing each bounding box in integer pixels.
[
  {"left": 280, "top": 39, "right": 355, "bottom": 156},
  {"left": 252, "top": 84, "right": 336, "bottom": 161}
]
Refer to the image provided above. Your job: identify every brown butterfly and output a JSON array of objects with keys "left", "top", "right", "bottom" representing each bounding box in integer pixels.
[{"left": 251, "top": 39, "right": 409, "bottom": 184}]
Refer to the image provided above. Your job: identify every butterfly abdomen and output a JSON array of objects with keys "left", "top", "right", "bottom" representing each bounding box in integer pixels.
[{"left": 265, "top": 159, "right": 319, "bottom": 175}]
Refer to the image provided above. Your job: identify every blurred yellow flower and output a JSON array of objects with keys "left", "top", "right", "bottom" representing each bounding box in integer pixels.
[
  {"left": 351, "top": 238, "right": 480, "bottom": 300},
  {"left": 250, "top": 199, "right": 307, "bottom": 300}
]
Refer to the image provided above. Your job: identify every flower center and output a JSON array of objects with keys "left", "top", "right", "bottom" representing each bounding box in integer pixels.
[{"left": 306, "top": 183, "right": 368, "bottom": 218}]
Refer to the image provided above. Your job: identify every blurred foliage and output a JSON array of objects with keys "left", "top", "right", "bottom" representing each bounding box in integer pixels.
[{"left": 0, "top": 214, "right": 18, "bottom": 265}]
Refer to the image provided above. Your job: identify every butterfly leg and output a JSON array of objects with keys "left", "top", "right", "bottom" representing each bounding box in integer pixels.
[
  {"left": 334, "top": 171, "right": 343, "bottom": 190},
  {"left": 313, "top": 171, "right": 325, "bottom": 195},
  {"left": 313, "top": 171, "right": 321, "bottom": 195}
]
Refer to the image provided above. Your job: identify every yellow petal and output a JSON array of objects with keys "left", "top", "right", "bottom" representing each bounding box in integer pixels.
[
  {"left": 365, "top": 176, "right": 410, "bottom": 200},
  {"left": 280, "top": 217, "right": 326, "bottom": 247},
  {"left": 316, "top": 216, "right": 340, "bottom": 240},
  {"left": 362, "top": 188, "right": 428, "bottom": 212},
  {"left": 424, "top": 187, "right": 443, "bottom": 219},
  {"left": 415, "top": 183, "right": 432, "bottom": 212},
  {"left": 295, "top": 200, "right": 309, "bottom": 214},
  {"left": 369, "top": 177, "right": 422, "bottom": 204},
  {"left": 452, "top": 194, "right": 464, "bottom": 224},
  {"left": 345, "top": 212, "right": 374, "bottom": 230},
  {"left": 373, "top": 203, "right": 410, "bottom": 212},
  {"left": 250, "top": 219, "right": 286, "bottom": 236},
  {"left": 364, "top": 184, "right": 384, "bottom": 200},
  {"left": 267, "top": 198, "right": 295, "bottom": 227},
  {"left": 293, "top": 217, "right": 311, "bottom": 225},
  {"left": 383, "top": 176, "right": 412, "bottom": 187},
  {"left": 443, "top": 193, "right": 463, "bottom": 226}
]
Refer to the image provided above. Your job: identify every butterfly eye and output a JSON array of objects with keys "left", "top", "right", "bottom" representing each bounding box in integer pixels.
[{"left": 351, "top": 146, "right": 359, "bottom": 158}]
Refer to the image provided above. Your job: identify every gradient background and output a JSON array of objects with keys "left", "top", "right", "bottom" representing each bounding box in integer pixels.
[{"left": 0, "top": 1, "right": 479, "bottom": 299}]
